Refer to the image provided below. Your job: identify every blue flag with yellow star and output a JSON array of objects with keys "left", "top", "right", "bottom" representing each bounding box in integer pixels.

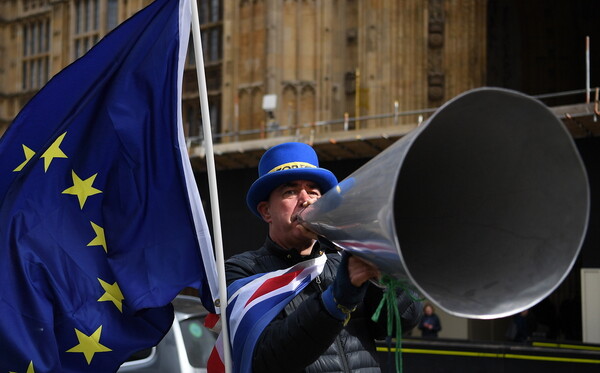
[{"left": 0, "top": 0, "right": 219, "bottom": 371}]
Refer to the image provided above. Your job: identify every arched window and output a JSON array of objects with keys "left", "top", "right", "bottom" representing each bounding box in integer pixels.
[{"left": 72, "top": 0, "right": 120, "bottom": 60}]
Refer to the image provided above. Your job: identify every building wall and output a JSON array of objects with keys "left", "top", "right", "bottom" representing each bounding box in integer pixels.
[
  {"left": 0, "top": 0, "right": 148, "bottom": 134},
  {"left": 220, "top": 0, "right": 487, "bottom": 140},
  {"left": 1, "top": 0, "right": 487, "bottom": 139}
]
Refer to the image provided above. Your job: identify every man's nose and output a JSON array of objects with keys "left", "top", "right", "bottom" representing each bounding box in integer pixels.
[{"left": 297, "top": 189, "right": 315, "bottom": 205}]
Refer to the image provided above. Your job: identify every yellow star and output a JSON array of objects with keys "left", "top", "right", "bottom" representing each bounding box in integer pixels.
[
  {"left": 97, "top": 278, "right": 124, "bottom": 312},
  {"left": 13, "top": 145, "right": 36, "bottom": 172},
  {"left": 41, "top": 132, "right": 68, "bottom": 172},
  {"left": 62, "top": 170, "right": 102, "bottom": 209},
  {"left": 66, "top": 326, "right": 112, "bottom": 364},
  {"left": 88, "top": 222, "right": 107, "bottom": 253}
]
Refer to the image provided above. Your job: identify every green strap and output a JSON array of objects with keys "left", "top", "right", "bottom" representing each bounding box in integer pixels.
[{"left": 371, "top": 276, "right": 422, "bottom": 373}]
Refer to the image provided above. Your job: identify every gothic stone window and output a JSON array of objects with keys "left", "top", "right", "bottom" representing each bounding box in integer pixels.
[
  {"left": 193, "top": 0, "right": 223, "bottom": 141},
  {"left": 22, "top": 18, "right": 51, "bottom": 90},
  {"left": 72, "top": 0, "right": 119, "bottom": 59}
]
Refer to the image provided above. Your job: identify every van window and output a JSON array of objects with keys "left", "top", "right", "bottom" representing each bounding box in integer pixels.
[
  {"left": 180, "top": 316, "right": 218, "bottom": 367},
  {"left": 123, "top": 347, "right": 154, "bottom": 362}
]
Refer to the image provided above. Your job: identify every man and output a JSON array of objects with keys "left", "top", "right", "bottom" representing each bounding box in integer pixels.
[
  {"left": 418, "top": 303, "right": 442, "bottom": 338},
  {"left": 225, "top": 142, "right": 422, "bottom": 372}
]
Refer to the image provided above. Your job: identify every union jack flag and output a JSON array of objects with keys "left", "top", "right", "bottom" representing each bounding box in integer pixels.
[{"left": 207, "top": 254, "right": 328, "bottom": 373}]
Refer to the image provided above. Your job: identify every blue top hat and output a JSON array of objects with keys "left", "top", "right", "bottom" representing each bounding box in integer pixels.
[{"left": 246, "top": 142, "right": 338, "bottom": 218}]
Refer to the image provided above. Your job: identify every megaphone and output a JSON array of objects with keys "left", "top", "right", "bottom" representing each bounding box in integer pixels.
[{"left": 299, "top": 87, "right": 589, "bottom": 319}]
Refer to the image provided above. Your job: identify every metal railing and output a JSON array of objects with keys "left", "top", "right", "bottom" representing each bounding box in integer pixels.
[{"left": 186, "top": 88, "right": 598, "bottom": 148}]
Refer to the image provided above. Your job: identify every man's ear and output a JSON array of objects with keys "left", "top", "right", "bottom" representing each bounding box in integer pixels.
[{"left": 257, "top": 201, "right": 271, "bottom": 223}]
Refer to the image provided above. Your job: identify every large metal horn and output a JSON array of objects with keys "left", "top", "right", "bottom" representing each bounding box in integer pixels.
[{"left": 299, "top": 87, "right": 589, "bottom": 319}]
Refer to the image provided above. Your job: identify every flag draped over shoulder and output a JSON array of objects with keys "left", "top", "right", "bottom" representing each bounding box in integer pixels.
[
  {"left": 0, "top": 0, "right": 219, "bottom": 371},
  {"left": 207, "top": 255, "right": 327, "bottom": 373}
]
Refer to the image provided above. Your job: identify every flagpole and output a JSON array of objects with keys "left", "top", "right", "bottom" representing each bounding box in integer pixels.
[{"left": 189, "top": 1, "right": 232, "bottom": 372}]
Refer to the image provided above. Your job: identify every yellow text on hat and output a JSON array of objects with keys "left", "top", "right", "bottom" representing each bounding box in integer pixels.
[{"left": 268, "top": 162, "right": 316, "bottom": 173}]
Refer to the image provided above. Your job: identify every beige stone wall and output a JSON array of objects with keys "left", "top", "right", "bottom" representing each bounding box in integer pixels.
[
  {"left": 0, "top": 0, "right": 56, "bottom": 132},
  {"left": 220, "top": 0, "right": 486, "bottom": 140},
  {"left": 444, "top": 0, "right": 487, "bottom": 97},
  {"left": 1, "top": 0, "right": 487, "bottom": 139},
  {"left": 352, "top": 0, "right": 487, "bottom": 128},
  {"left": 0, "top": 0, "right": 149, "bottom": 135}
]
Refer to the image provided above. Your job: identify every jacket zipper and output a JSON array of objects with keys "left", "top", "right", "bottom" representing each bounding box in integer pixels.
[{"left": 314, "top": 275, "right": 351, "bottom": 373}]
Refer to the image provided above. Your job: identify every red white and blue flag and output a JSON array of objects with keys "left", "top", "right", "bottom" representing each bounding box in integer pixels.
[{"left": 207, "top": 254, "right": 327, "bottom": 373}]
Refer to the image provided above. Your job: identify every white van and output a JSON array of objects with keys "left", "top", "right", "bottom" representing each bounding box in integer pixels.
[{"left": 118, "top": 295, "right": 217, "bottom": 373}]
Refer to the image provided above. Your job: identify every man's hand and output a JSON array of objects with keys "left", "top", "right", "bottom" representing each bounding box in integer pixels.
[
  {"left": 296, "top": 223, "right": 318, "bottom": 241},
  {"left": 347, "top": 255, "right": 380, "bottom": 287},
  {"left": 322, "top": 252, "right": 380, "bottom": 323},
  {"left": 331, "top": 252, "right": 378, "bottom": 308}
]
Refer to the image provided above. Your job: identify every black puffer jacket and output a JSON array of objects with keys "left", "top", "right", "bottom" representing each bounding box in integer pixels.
[{"left": 225, "top": 237, "right": 423, "bottom": 373}]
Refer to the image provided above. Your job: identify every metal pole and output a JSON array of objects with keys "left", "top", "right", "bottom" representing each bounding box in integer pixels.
[
  {"left": 586, "top": 36, "right": 590, "bottom": 104},
  {"left": 355, "top": 68, "right": 361, "bottom": 130},
  {"left": 189, "top": 1, "right": 232, "bottom": 372}
]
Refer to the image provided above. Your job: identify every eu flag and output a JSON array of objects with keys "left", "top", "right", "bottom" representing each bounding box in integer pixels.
[{"left": 0, "top": 0, "right": 218, "bottom": 371}]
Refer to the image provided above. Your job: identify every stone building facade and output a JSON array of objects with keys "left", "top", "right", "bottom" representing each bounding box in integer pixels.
[
  {"left": 219, "top": 0, "right": 486, "bottom": 141},
  {"left": 0, "top": 0, "right": 155, "bottom": 133},
  {"left": 1, "top": 0, "right": 487, "bottom": 142}
]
